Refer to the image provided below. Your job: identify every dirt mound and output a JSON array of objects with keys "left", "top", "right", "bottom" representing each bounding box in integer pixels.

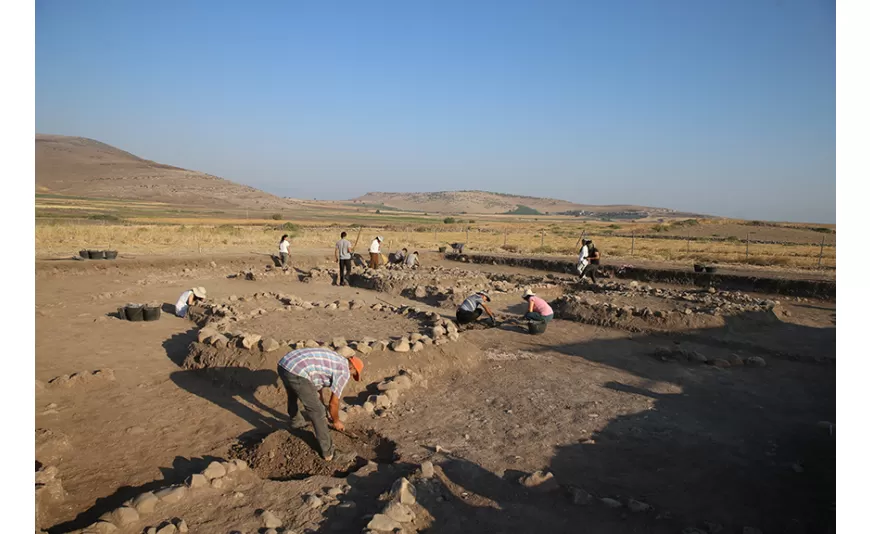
[{"left": 230, "top": 429, "right": 398, "bottom": 480}]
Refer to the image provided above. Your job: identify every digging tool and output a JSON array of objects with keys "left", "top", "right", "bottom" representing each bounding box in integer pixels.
[
  {"left": 334, "top": 426, "right": 361, "bottom": 440},
  {"left": 574, "top": 229, "right": 587, "bottom": 249},
  {"left": 352, "top": 228, "right": 363, "bottom": 250}
]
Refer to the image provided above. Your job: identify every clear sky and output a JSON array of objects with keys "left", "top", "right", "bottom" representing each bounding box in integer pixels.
[{"left": 36, "top": 0, "right": 835, "bottom": 223}]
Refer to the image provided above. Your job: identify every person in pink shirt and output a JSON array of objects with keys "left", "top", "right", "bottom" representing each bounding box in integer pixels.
[{"left": 522, "top": 289, "right": 554, "bottom": 323}]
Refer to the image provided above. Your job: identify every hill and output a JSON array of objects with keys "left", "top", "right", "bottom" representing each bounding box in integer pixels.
[
  {"left": 350, "top": 191, "right": 688, "bottom": 218},
  {"left": 35, "top": 135, "right": 299, "bottom": 210}
]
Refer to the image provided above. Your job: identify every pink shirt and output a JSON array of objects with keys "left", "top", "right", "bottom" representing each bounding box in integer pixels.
[{"left": 529, "top": 296, "right": 553, "bottom": 316}]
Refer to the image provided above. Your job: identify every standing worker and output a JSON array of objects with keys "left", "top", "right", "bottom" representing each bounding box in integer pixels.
[
  {"left": 278, "top": 234, "right": 291, "bottom": 270},
  {"left": 369, "top": 235, "right": 383, "bottom": 269},
  {"left": 277, "top": 347, "right": 364, "bottom": 461},
  {"left": 335, "top": 231, "right": 354, "bottom": 286},
  {"left": 577, "top": 239, "right": 590, "bottom": 274},
  {"left": 521, "top": 289, "right": 554, "bottom": 323},
  {"left": 456, "top": 291, "right": 496, "bottom": 325},
  {"left": 579, "top": 240, "right": 601, "bottom": 283}
]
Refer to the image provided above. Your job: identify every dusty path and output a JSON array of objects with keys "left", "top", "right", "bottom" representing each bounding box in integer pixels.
[{"left": 35, "top": 252, "right": 835, "bottom": 533}]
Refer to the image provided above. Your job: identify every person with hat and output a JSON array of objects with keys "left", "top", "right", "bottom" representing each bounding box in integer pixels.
[
  {"left": 174, "top": 286, "right": 207, "bottom": 318},
  {"left": 456, "top": 290, "right": 495, "bottom": 325},
  {"left": 521, "top": 289, "right": 554, "bottom": 323},
  {"left": 369, "top": 236, "right": 384, "bottom": 269},
  {"left": 579, "top": 239, "right": 601, "bottom": 283},
  {"left": 277, "top": 347, "right": 365, "bottom": 461},
  {"left": 577, "top": 239, "right": 591, "bottom": 274}
]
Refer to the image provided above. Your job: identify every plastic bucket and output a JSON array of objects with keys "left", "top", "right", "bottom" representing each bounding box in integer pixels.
[
  {"left": 103, "top": 250, "right": 118, "bottom": 260},
  {"left": 143, "top": 306, "right": 161, "bottom": 321},
  {"left": 704, "top": 266, "right": 718, "bottom": 273},
  {"left": 693, "top": 264, "right": 705, "bottom": 273},
  {"left": 88, "top": 250, "right": 104, "bottom": 260},
  {"left": 79, "top": 250, "right": 89, "bottom": 259},
  {"left": 528, "top": 320, "right": 548, "bottom": 335},
  {"left": 124, "top": 304, "right": 144, "bottom": 321},
  {"left": 438, "top": 246, "right": 447, "bottom": 253}
]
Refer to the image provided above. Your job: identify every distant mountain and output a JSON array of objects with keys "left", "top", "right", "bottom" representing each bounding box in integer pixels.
[
  {"left": 350, "top": 191, "right": 689, "bottom": 218},
  {"left": 35, "top": 135, "right": 299, "bottom": 210}
]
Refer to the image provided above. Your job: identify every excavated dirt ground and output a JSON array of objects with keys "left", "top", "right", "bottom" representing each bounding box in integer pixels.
[{"left": 35, "top": 251, "right": 836, "bottom": 534}]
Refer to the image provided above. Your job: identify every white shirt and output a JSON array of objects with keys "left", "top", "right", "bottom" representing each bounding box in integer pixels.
[
  {"left": 404, "top": 254, "right": 417, "bottom": 267},
  {"left": 279, "top": 240, "right": 290, "bottom": 254},
  {"left": 578, "top": 245, "right": 589, "bottom": 263},
  {"left": 369, "top": 239, "right": 381, "bottom": 253},
  {"left": 175, "top": 290, "right": 193, "bottom": 318}
]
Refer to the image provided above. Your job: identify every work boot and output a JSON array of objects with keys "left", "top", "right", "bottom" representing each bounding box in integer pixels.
[
  {"left": 289, "top": 417, "right": 308, "bottom": 430},
  {"left": 326, "top": 449, "right": 357, "bottom": 463}
]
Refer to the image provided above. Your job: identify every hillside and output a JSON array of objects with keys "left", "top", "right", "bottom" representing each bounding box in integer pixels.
[
  {"left": 350, "top": 191, "right": 685, "bottom": 217},
  {"left": 35, "top": 135, "right": 299, "bottom": 210}
]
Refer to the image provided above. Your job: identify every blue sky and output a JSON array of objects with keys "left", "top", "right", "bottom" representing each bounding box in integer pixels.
[{"left": 36, "top": 0, "right": 835, "bottom": 223}]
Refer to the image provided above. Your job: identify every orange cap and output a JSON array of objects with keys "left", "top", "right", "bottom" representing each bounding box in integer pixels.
[{"left": 348, "top": 356, "right": 364, "bottom": 380}]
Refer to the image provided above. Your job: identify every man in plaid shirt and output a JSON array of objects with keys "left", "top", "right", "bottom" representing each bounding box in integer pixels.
[{"left": 277, "top": 348, "right": 364, "bottom": 460}]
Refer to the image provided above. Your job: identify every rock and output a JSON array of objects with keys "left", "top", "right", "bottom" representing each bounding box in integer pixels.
[
  {"left": 727, "top": 353, "right": 744, "bottom": 366},
  {"left": 327, "top": 486, "right": 344, "bottom": 497},
  {"left": 145, "top": 528, "right": 158, "bottom": 534},
  {"left": 155, "top": 485, "right": 187, "bottom": 504},
  {"left": 337, "top": 346, "right": 356, "bottom": 358},
  {"left": 83, "top": 522, "right": 117, "bottom": 533},
  {"left": 410, "top": 332, "right": 423, "bottom": 343},
  {"left": 260, "top": 510, "right": 282, "bottom": 528},
  {"left": 414, "top": 286, "right": 428, "bottom": 298},
  {"left": 261, "top": 338, "right": 280, "bottom": 352},
  {"left": 520, "top": 470, "right": 559, "bottom": 492},
  {"left": 221, "top": 460, "right": 236, "bottom": 474},
  {"left": 420, "top": 461, "right": 435, "bottom": 478},
  {"left": 702, "top": 522, "right": 724, "bottom": 533},
  {"left": 412, "top": 341, "right": 424, "bottom": 352},
  {"left": 743, "top": 528, "right": 763, "bottom": 534},
  {"left": 431, "top": 325, "right": 446, "bottom": 337},
  {"left": 202, "top": 461, "right": 227, "bottom": 480},
  {"left": 711, "top": 358, "right": 731, "bottom": 368},
  {"left": 332, "top": 337, "right": 348, "bottom": 349},
  {"left": 384, "top": 501, "right": 415, "bottom": 523},
  {"left": 367, "top": 514, "right": 402, "bottom": 531},
  {"left": 628, "top": 499, "right": 651, "bottom": 512},
  {"left": 304, "top": 494, "right": 323, "bottom": 509},
  {"left": 210, "top": 478, "right": 225, "bottom": 489},
  {"left": 629, "top": 281, "right": 639, "bottom": 289},
  {"left": 687, "top": 351, "right": 707, "bottom": 364},
  {"left": 155, "top": 524, "right": 177, "bottom": 534},
  {"left": 447, "top": 332, "right": 460, "bottom": 341},
  {"left": 241, "top": 334, "right": 262, "bottom": 349},
  {"left": 600, "top": 497, "right": 622, "bottom": 508},
  {"left": 230, "top": 459, "right": 248, "bottom": 471},
  {"left": 209, "top": 334, "right": 229, "bottom": 347},
  {"left": 174, "top": 519, "right": 189, "bottom": 533},
  {"left": 197, "top": 328, "right": 217, "bottom": 343},
  {"left": 355, "top": 343, "right": 373, "bottom": 355},
  {"left": 305, "top": 339, "right": 320, "bottom": 348},
  {"left": 385, "top": 389, "right": 400, "bottom": 403},
  {"left": 390, "top": 477, "right": 417, "bottom": 505},
  {"left": 264, "top": 530, "right": 277, "bottom": 534},
  {"left": 186, "top": 474, "right": 208, "bottom": 488},
  {"left": 374, "top": 394, "right": 393, "bottom": 409},
  {"left": 391, "top": 339, "right": 411, "bottom": 352},
  {"left": 132, "top": 492, "right": 159, "bottom": 513},
  {"left": 110, "top": 507, "right": 139, "bottom": 526},
  {"left": 363, "top": 401, "right": 376, "bottom": 414},
  {"left": 569, "top": 487, "right": 592, "bottom": 505},
  {"left": 745, "top": 356, "right": 767, "bottom": 368}
]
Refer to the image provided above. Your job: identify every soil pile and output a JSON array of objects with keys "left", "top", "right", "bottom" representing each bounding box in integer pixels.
[{"left": 230, "top": 429, "right": 397, "bottom": 480}]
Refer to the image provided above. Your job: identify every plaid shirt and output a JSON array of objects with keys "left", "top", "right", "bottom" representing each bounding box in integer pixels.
[{"left": 278, "top": 348, "right": 351, "bottom": 398}]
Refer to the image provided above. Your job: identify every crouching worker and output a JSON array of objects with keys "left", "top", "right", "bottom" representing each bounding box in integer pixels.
[
  {"left": 521, "top": 289, "right": 554, "bottom": 323},
  {"left": 277, "top": 348, "right": 364, "bottom": 461},
  {"left": 174, "top": 286, "right": 206, "bottom": 318},
  {"left": 456, "top": 291, "right": 495, "bottom": 325}
]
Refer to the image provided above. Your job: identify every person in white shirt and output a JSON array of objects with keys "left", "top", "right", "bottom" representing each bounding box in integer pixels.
[
  {"left": 175, "top": 286, "right": 207, "bottom": 318},
  {"left": 369, "top": 236, "right": 383, "bottom": 269},
  {"left": 278, "top": 234, "right": 291, "bottom": 270},
  {"left": 577, "top": 239, "right": 590, "bottom": 274}
]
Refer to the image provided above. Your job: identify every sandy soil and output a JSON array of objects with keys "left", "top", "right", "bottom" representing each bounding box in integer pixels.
[{"left": 35, "top": 251, "right": 836, "bottom": 534}]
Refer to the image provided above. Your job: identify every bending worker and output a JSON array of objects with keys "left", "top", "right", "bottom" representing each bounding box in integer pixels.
[
  {"left": 174, "top": 286, "right": 206, "bottom": 318},
  {"left": 456, "top": 290, "right": 495, "bottom": 325},
  {"left": 277, "top": 347, "right": 364, "bottom": 461},
  {"left": 521, "top": 289, "right": 554, "bottom": 323}
]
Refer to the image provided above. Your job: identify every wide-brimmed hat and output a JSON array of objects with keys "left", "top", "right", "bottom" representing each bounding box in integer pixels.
[
  {"left": 477, "top": 290, "right": 490, "bottom": 300},
  {"left": 191, "top": 287, "right": 207, "bottom": 299},
  {"left": 376, "top": 235, "right": 384, "bottom": 241},
  {"left": 348, "top": 356, "right": 364, "bottom": 380},
  {"left": 522, "top": 289, "right": 535, "bottom": 298}
]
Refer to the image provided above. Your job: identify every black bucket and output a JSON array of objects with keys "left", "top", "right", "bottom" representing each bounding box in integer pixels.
[
  {"left": 438, "top": 246, "right": 447, "bottom": 253},
  {"left": 79, "top": 250, "right": 89, "bottom": 259},
  {"left": 124, "top": 304, "right": 144, "bottom": 321},
  {"left": 693, "top": 264, "right": 705, "bottom": 273},
  {"left": 143, "top": 306, "right": 161, "bottom": 321},
  {"left": 528, "top": 320, "right": 548, "bottom": 335},
  {"left": 88, "top": 250, "right": 104, "bottom": 260},
  {"left": 704, "top": 266, "right": 718, "bottom": 273},
  {"left": 103, "top": 250, "right": 118, "bottom": 260}
]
